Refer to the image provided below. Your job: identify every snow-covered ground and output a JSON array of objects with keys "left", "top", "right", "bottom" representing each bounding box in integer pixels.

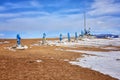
[
  {"left": 34, "top": 38, "right": 120, "bottom": 79},
  {"left": 50, "top": 38, "right": 120, "bottom": 79},
  {"left": 68, "top": 50, "right": 120, "bottom": 80},
  {"left": 0, "top": 41, "right": 9, "bottom": 44},
  {"left": 47, "top": 38, "right": 120, "bottom": 47}
]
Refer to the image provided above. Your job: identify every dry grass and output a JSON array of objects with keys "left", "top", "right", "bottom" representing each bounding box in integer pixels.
[{"left": 0, "top": 39, "right": 118, "bottom": 80}]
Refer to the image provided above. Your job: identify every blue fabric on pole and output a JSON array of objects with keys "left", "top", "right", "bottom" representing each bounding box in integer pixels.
[
  {"left": 43, "top": 33, "right": 46, "bottom": 39},
  {"left": 59, "top": 34, "right": 62, "bottom": 41},
  {"left": 75, "top": 32, "right": 77, "bottom": 39},
  {"left": 81, "top": 30, "right": 84, "bottom": 36},
  {"left": 68, "top": 33, "right": 70, "bottom": 42},
  {"left": 16, "top": 34, "right": 21, "bottom": 45}
]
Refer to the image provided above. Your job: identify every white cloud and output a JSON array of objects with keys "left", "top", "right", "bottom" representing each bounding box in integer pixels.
[
  {"left": 0, "top": 13, "right": 20, "bottom": 18},
  {"left": 0, "top": 33, "right": 4, "bottom": 37},
  {"left": 0, "top": 11, "right": 50, "bottom": 18},
  {"left": 29, "top": 1, "right": 41, "bottom": 7},
  {"left": 0, "top": 0, "right": 119, "bottom": 37},
  {"left": 0, "top": 13, "right": 83, "bottom": 32},
  {"left": 86, "top": 16, "right": 120, "bottom": 34},
  {"left": 0, "top": 6, "right": 6, "bottom": 11},
  {"left": 46, "top": 0, "right": 70, "bottom": 7},
  {"left": 0, "top": 0, "right": 42, "bottom": 11},
  {"left": 0, "top": 12, "right": 119, "bottom": 35},
  {"left": 88, "top": 0, "right": 120, "bottom": 16},
  {"left": 55, "top": 8, "right": 81, "bottom": 14}
]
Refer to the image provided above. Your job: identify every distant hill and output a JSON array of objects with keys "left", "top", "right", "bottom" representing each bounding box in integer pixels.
[{"left": 94, "top": 34, "right": 119, "bottom": 38}]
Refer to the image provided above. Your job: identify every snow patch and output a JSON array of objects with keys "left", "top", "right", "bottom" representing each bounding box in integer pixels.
[
  {"left": 36, "top": 60, "right": 42, "bottom": 63},
  {"left": 69, "top": 50, "right": 120, "bottom": 80},
  {"left": 64, "top": 59, "right": 69, "bottom": 62},
  {"left": 0, "top": 41, "right": 10, "bottom": 44},
  {"left": 47, "top": 38, "right": 120, "bottom": 47},
  {"left": 16, "top": 45, "right": 28, "bottom": 50},
  {"left": 102, "top": 47, "right": 119, "bottom": 50},
  {"left": 4, "top": 47, "right": 16, "bottom": 52}
]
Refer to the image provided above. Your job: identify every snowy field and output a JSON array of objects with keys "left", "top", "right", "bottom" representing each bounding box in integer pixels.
[
  {"left": 4, "top": 38, "right": 119, "bottom": 79},
  {"left": 47, "top": 38, "right": 120, "bottom": 47},
  {"left": 68, "top": 50, "right": 120, "bottom": 80},
  {"left": 49, "top": 38, "right": 120, "bottom": 80}
]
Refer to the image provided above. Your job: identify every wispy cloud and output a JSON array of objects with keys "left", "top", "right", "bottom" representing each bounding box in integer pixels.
[
  {"left": 0, "top": 13, "right": 83, "bottom": 32},
  {"left": 0, "top": 12, "right": 119, "bottom": 34},
  {"left": 0, "top": 6, "right": 6, "bottom": 11},
  {"left": 0, "top": 0, "right": 42, "bottom": 11},
  {"left": 0, "top": 33, "right": 4, "bottom": 37},
  {"left": 0, "top": 0, "right": 120, "bottom": 38},
  {"left": 0, "top": 11, "right": 50, "bottom": 18},
  {"left": 88, "top": 0, "right": 120, "bottom": 16},
  {"left": 54, "top": 8, "right": 81, "bottom": 15}
]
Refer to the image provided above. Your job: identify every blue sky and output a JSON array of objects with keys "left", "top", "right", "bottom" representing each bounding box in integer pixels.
[{"left": 0, "top": 0, "right": 120, "bottom": 38}]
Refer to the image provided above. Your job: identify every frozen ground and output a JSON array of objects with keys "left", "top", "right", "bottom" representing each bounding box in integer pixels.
[
  {"left": 48, "top": 38, "right": 120, "bottom": 79},
  {"left": 68, "top": 50, "right": 120, "bottom": 80},
  {"left": 0, "top": 41, "right": 9, "bottom": 44},
  {"left": 30, "top": 38, "right": 120, "bottom": 79},
  {"left": 50, "top": 38, "right": 120, "bottom": 79},
  {"left": 47, "top": 38, "right": 120, "bottom": 47}
]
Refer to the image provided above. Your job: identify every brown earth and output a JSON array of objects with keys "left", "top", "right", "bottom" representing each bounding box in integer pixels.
[{"left": 0, "top": 39, "right": 118, "bottom": 80}]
